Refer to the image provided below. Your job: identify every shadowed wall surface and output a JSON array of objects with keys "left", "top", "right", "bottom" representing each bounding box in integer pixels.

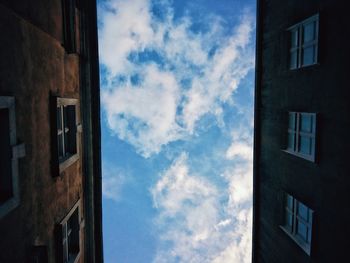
[{"left": 253, "top": 0, "right": 350, "bottom": 262}]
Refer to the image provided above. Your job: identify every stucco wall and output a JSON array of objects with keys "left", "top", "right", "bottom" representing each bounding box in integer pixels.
[{"left": 0, "top": 2, "right": 84, "bottom": 262}]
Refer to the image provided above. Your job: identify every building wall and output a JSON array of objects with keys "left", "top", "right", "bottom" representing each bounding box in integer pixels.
[
  {"left": 254, "top": 0, "right": 350, "bottom": 262},
  {"left": 0, "top": 1, "right": 91, "bottom": 262}
]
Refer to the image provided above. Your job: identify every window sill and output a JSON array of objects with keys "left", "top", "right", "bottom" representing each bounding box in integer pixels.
[
  {"left": 0, "top": 196, "right": 19, "bottom": 219},
  {"left": 282, "top": 149, "right": 315, "bottom": 163},
  {"left": 69, "top": 251, "right": 80, "bottom": 263},
  {"left": 280, "top": 225, "right": 311, "bottom": 255},
  {"left": 59, "top": 153, "right": 79, "bottom": 173},
  {"left": 289, "top": 62, "right": 320, "bottom": 71}
]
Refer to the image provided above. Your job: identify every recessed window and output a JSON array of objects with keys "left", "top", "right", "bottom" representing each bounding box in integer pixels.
[
  {"left": 57, "top": 102, "right": 77, "bottom": 162},
  {"left": 288, "top": 14, "right": 319, "bottom": 69},
  {"left": 0, "top": 96, "right": 25, "bottom": 218},
  {"left": 51, "top": 97, "right": 79, "bottom": 176},
  {"left": 285, "top": 112, "right": 316, "bottom": 162},
  {"left": 57, "top": 200, "right": 81, "bottom": 263},
  {"left": 281, "top": 193, "right": 313, "bottom": 255}
]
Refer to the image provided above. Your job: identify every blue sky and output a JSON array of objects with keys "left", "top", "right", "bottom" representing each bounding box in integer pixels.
[{"left": 97, "top": 0, "right": 256, "bottom": 262}]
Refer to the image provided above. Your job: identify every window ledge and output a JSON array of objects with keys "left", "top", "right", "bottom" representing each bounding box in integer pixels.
[
  {"left": 280, "top": 225, "right": 311, "bottom": 255},
  {"left": 289, "top": 62, "right": 320, "bottom": 71},
  {"left": 69, "top": 251, "right": 81, "bottom": 263},
  {"left": 0, "top": 196, "right": 20, "bottom": 219},
  {"left": 282, "top": 149, "right": 315, "bottom": 163},
  {"left": 59, "top": 154, "right": 79, "bottom": 173}
]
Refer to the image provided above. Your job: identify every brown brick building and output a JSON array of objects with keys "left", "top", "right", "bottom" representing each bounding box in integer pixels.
[
  {"left": 0, "top": 0, "right": 103, "bottom": 262},
  {"left": 253, "top": 0, "right": 350, "bottom": 262}
]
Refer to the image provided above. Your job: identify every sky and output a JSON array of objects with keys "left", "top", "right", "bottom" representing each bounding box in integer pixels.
[{"left": 97, "top": 0, "right": 256, "bottom": 262}]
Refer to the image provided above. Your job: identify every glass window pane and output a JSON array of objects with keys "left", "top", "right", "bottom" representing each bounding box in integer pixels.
[
  {"left": 297, "top": 221, "right": 308, "bottom": 241},
  {"left": 57, "top": 106, "right": 62, "bottom": 131},
  {"left": 302, "top": 46, "right": 315, "bottom": 66},
  {"left": 286, "top": 194, "right": 293, "bottom": 209},
  {"left": 288, "top": 132, "right": 295, "bottom": 151},
  {"left": 285, "top": 211, "right": 293, "bottom": 228},
  {"left": 298, "top": 202, "right": 308, "bottom": 220},
  {"left": 63, "top": 106, "right": 68, "bottom": 130},
  {"left": 291, "top": 29, "right": 299, "bottom": 48},
  {"left": 303, "top": 22, "right": 315, "bottom": 43},
  {"left": 300, "top": 114, "right": 312, "bottom": 133},
  {"left": 289, "top": 113, "right": 296, "bottom": 129},
  {"left": 58, "top": 134, "right": 64, "bottom": 158},
  {"left": 299, "top": 136, "right": 311, "bottom": 155},
  {"left": 290, "top": 50, "right": 298, "bottom": 69}
]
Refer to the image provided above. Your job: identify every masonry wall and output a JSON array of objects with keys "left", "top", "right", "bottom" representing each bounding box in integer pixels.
[
  {"left": 254, "top": 0, "right": 350, "bottom": 262},
  {"left": 0, "top": 1, "right": 84, "bottom": 262}
]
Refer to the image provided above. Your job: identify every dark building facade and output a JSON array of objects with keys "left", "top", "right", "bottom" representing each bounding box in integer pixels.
[
  {"left": 0, "top": 0, "right": 103, "bottom": 262},
  {"left": 253, "top": 0, "right": 350, "bottom": 262}
]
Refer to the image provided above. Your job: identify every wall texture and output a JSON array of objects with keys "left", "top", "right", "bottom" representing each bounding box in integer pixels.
[
  {"left": 253, "top": 0, "right": 350, "bottom": 262},
  {"left": 0, "top": 0, "right": 102, "bottom": 262}
]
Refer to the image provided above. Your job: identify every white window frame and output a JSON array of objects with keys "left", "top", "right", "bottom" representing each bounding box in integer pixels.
[
  {"left": 59, "top": 200, "right": 83, "bottom": 263},
  {"left": 0, "top": 96, "right": 25, "bottom": 219},
  {"left": 280, "top": 193, "right": 314, "bottom": 255},
  {"left": 288, "top": 14, "right": 319, "bottom": 69},
  {"left": 56, "top": 98, "right": 79, "bottom": 172},
  {"left": 284, "top": 111, "right": 316, "bottom": 162}
]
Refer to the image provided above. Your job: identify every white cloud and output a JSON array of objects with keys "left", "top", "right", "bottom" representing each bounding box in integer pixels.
[
  {"left": 102, "top": 164, "right": 129, "bottom": 202},
  {"left": 99, "top": 1, "right": 255, "bottom": 261},
  {"left": 99, "top": 0, "right": 255, "bottom": 157},
  {"left": 151, "top": 148, "right": 252, "bottom": 263}
]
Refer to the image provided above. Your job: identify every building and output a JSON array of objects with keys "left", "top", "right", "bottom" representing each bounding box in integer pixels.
[
  {"left": 253, "top": 0, "right": 350, "bottom": 262},
  {"left": 0, "top": 0, "right": 103, "bottom": 262}
]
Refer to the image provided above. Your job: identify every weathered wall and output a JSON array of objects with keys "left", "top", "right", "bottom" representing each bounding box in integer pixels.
[
  {"left": 0, "top": 2, "right": 84, "bottom": 262},
  {"left": 254, "top": 0, "right": 350, "bottom": 262}
]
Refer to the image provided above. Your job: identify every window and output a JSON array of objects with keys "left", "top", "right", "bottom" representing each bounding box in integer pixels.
[
  {"left": 281, "top": 193, "right": 313, "bottom": 255},
  {"left": 51, "top": 97, "right": 79, "bottom": 176},
  {"left": 62, "top": 0, "right": 77, "bottom": 53},
  {"left": 57, "top": 200, "right": 82, "bottom": 263},
  {"left": 288, "top": 14, "right": 319, "bottom": 69},
  {"left": 285, "top": 112, "right": 316, "bottom": 162},
  {"left": 0, "top": 96, "right": 25, "bottom": 219}
]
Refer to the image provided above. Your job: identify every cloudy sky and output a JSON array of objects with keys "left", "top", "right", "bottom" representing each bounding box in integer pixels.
[{"left": 97, "top": 0, "right": 256, "bottom": 262}]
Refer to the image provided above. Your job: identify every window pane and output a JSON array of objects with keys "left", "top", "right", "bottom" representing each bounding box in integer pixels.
[
  {"left": 57, "top": 106, "right": 62, "bottom": 131},
  {"left": 300, "top": 114, "right": 312, "bottom": 133},
  {"left": 299, "top": 136, "right": 311, "bottom": 155},
  {"left": 298, "top": 202, "right": 308, "bottom": 221},
  {"left": 288, "top": 113, "right": 296, "bottom": 129},
  {"left": 286, "top": 194, "right": 294, "bottom": 209},
  {"left": 297, "top": 221, "right": 308, "bottom": 241},
  {"left": 66, "top": 105, "right": 77, "bottom": 155},
  {"left": 303, "top": 22, "right": 315, "bottom": 43},
  {"left": 302, "top": 46, "right": 315, "bottom": 66},
  {"left": 287, "top": 133, "right": 295, "bottom": 151},
  {"left": 63, "top": 106, "right": 68, "bottom": 130},
  {"left": 291, "top": 29, "right": 299, "bottom": 48},
  {"left": 290, "top": 50, "right": 298, "bottom": 69},
  {"left": 0, "top": 108, "right": 13, "bottom": 203},
  {"left": 58, "top": 134, "right": 64, "bottom": 158},
  {"left": 285, "top": 211, "right": 293, "bottom": 229},
  {"left": 67, "top": 209, "right": 80, "bottom": 260}
]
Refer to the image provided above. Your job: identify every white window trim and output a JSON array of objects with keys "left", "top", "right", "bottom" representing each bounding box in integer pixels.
[
  {"left": 59, "top": 199, "right": 83, "bottom": 263},
  {"left": 0, "top": 96, "right": 25, "bottom": 219},
  {"left": 280, "top": 194, "right": 314, "bottom": 255},
  {"left": 57, "top": 98, "right": 80, "bottom": 173},
  {"left": 288, "top": 14, "right": 319, "bottom": 69},
  {"left": 283, "top": 112, "right": 317, "bottom": 162}
]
